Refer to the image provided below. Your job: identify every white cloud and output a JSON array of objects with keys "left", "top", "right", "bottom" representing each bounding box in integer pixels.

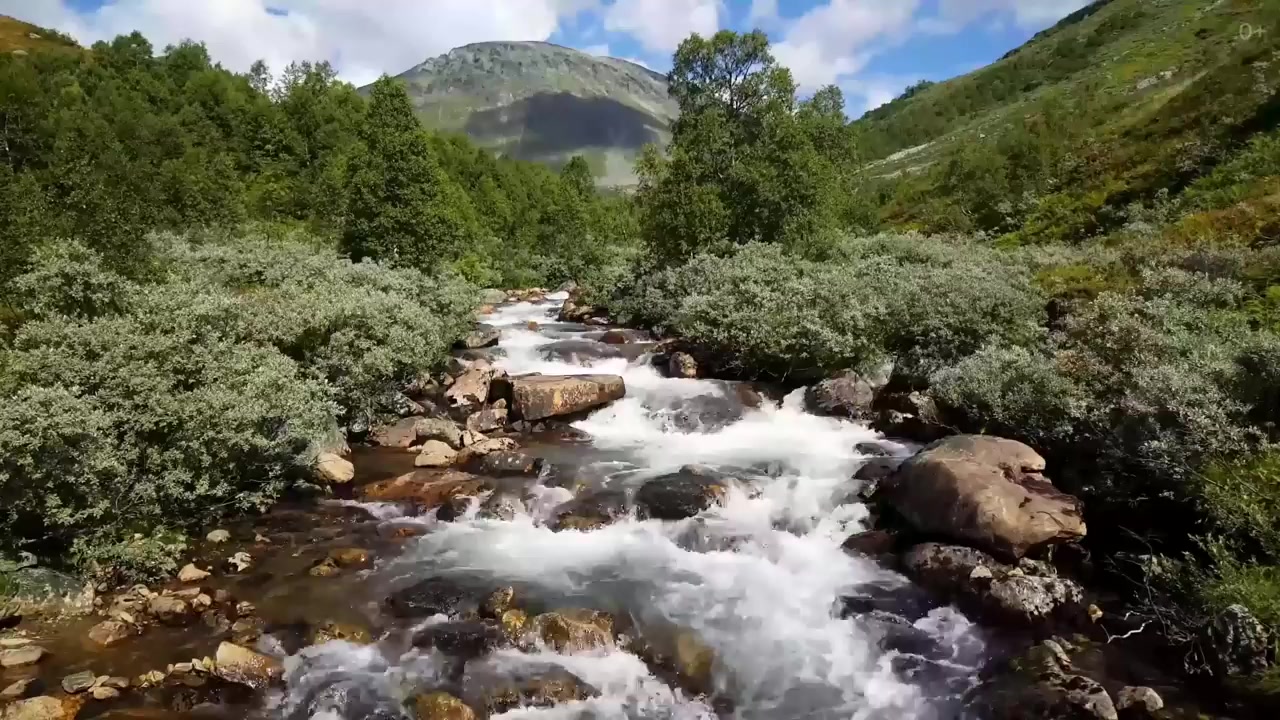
[
  {"left": 930, "top": 0, "right": 1088, "bottom": 32},
  {"left": 771, "top": 0, "right": 921, "bottom": 91},
  {"left": 0, "top": 0, "right": 596, "bottom": 86},
  {"left": 583, "top": 43, "right": 613, "bottom": 57},
  {"left": 747, "top": 0, "right": 779, "bottom": 27},
  {"left": 603, "top": 0, "right": 721, "bottom": 54}
]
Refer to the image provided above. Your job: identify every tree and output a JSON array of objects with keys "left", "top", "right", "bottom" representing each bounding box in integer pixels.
[
  {"left": 561, "top": 155, "right": 594, "bottom": 199},
  {"left": 341, "top": 76, "right": 479, "bottom": 269}
]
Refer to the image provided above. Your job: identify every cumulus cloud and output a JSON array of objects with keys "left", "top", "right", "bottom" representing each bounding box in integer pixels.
[
  {"left": 929, "top": 0, "right": 1089, "bottom": 33},
  {"left": 772, "top": 0, "right": 920, "bottom": 91},
  {"left": 603, "top": 0, "right": 721, "bottom": 54},
  {"left": 0, "top": 0, "right": 596, "bottom": 86}
]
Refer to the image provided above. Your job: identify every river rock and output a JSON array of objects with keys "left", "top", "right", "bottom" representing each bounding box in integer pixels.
[
  {"left": 0, "top": 696, "right": 82, "bottom": 720},
  {"left": 457, "top": 325, "right": 501, "bottom": 350},
  {"left": 463, "top": 666, "right": 597, "bottom": 716},
  {"left": 667, "top": 352, "right": 698, "bottom": 379},
  {"left": 178, "top": 563, "right": 211, "bottom": 583},
  {"left": 539, "top": 339, "right": 625, "bottom": 364},
  {"left": 385, "top": 576, "right": 481, "bottom": 618},
  {"left": 412, "top": 620, "right": 505, "bottom": 660},
  {"left": 446, "top": 367, "right": 496, "bottom": 408},
  {"left": 805, "top": 371, "right": 877, "bottom": 419},
  {"left": 464, "top": 403, "right": 508, "bottom": 433},
  {"left": 313, "top": 452, "right": 355, "bottom": 484},
  {"left": 533, "top": 609, "right": 614, "bottom": 653},
  {"left": 60, "top": 671, "right": 96, "bottom": 694},
  {"left": 214, "top": 642, "right": 282, "bottom": 689},
  {"left": 415, "top": 440, "right": 459, "bottom": 468},
  {"left": 1, "top": 679, "right": 40, "bottom": 700},
  {"left": 415, "top": 418, "right": 465, "bottom": 449},
  {"left": 87, "top": 619, "right": 135, "bottom": 647},
  {"left": 481, "top": 587, "right": 515, "bottom": 618},
  {"left": 558, "top": 298, "right": 595, "bottom": 323},
  {"left": 882, "top": 435, "right": 1085, "bottom": 561},
  {"left": 551, "top": 488, "right": 630, "bottom": 531},
  {"left": 599, "top": 328, "right": 647, "bottom": 344},
  {"left": 1199, "top": 603, "right": 1271, "bottom": 677},
  {"left": 872, "top": 391, "right": 950, "bottom": 442},
  {"left": 358, "top": 470, "right": 489, "bottom": 508},
  {"left": 968, "top": 640, "right": 1117, "bottom": 720},
  {"left": 413, "top": 691, "right": 476, "bottom": 720},
  {"left": 635, "top": 471, "right": 730, "bottom": 520},
  {"left": 510, "top": 375, "right": 625, "bottom": 421},
  {"left": 901, "top": 543, "right": 1083, "bottom": 627},
  {"left": 1115, "top": 686, "right": 1163, "bottom": 718},
  {"left": 853, "top": 457, "right": 903, "bottom": 484},
  {"left": 0, "top": 645, "right": 45, "bottom": 668},
  {"left": 842, "top": 530, "right": 896, "bottom": 557},
  {"left": 371, "top": 417, "right": 420, "bottom": 448},
  {"left": 481, "top": 289, "right": 507, "bottom": 305},
  {"left": 148, "top": 595, "right": 195, "bottom": 625},
  {"left": 673, "top": 630, "right": 716, "bottom": 695},
  {"left": 463, "top": 450, "right": 543, "bottom": 478},
  {"left": 206, "top": 529, "right": 231, "bottom": 543}
]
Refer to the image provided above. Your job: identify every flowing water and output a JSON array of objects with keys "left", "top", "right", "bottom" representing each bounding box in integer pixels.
[{"left": 270, "top": 294, "right": 988, "bottom": 720}]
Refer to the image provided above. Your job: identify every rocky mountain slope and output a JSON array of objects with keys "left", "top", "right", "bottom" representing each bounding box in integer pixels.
[{"left": 379, "top": 41, "right": 677, "bottom": 186}]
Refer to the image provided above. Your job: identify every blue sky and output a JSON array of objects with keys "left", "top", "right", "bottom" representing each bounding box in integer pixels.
[{"left": 6, "top": 0, "right": 1087, "bottom": 116}]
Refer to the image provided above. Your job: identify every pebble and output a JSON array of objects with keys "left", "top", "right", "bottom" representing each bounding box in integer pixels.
[{"left": 90, "top": 685, "right": 121, "bottom": 700}]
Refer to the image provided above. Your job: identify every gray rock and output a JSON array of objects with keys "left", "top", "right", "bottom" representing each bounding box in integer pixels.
[
  {"left": 415, "top": 417, "right": 465, "bottom": 449},
  {"left": 414, "top": 440, "right": 459, "bottom": 468},
  {"left": 0, "top": 696, "right": 78, "bottom": 720},
  {"left": 1199, "top": 603, "right": 1271, "bottom": 677},
  {"left": 969, "top": 640, "right": 1118, "bottom": 720},
  {"left": 61, "top": 670, "right": 96, "bottom": 694},
  {"left": 480, "top": 289, "right": 508, "bottom": 305},
  {"left": 666, "top": 352, "right": 698, "bottom": 379},
  {"left": 1, "top": 678, "right": 41, "bottom": 700},
  {"left": 806, "top": 371, "right": 877, "bottom": 419},
  {"left": 1116, "top": 686, "right": 1163, "bottom": 718},
  {"left": 0, "top": 645, "right": 46, "bottom": 668},
  {"left": 457, "top": 325, "right": 500, "bottom": 350}
]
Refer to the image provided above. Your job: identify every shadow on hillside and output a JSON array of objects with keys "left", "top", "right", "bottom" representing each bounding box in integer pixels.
[{"left": 465, "top": 91, "right": 668, "bottom": 162}]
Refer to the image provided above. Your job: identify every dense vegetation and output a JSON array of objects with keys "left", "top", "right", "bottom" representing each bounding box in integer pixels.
[{"left": 587, "top": 0, "right": 1280, "bottom": 680}]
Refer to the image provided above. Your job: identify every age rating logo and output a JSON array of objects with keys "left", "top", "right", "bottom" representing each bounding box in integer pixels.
[{"left": 1240, "top": 23, "right": 1267, "bottom": 42}]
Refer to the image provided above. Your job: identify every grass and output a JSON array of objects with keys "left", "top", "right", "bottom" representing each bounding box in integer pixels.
[{"left": 0, "top": 15, "right": 79, "bottom": 55}]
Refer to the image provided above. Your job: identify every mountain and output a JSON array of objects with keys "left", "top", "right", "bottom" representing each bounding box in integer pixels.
[{"left": 380, "top": 41, "right": 677, "bottom": 186}]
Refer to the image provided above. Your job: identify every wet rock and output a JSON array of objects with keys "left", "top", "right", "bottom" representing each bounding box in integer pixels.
[
  {"left": 311, "top": 621, "right": 373, "bottom": 645},
  {"left": 0, "top": 696, "right": 82, "bottom": 720},
  {"left": 882, "top": 435, "right": 1086, "bottom": 561},
  {"left": 558, "top": 297, "right": 596, "bottom": 323},
  {"left": 463, "top": 450, "right": 543, "bottom": 477},
  {"left": 314, "top": 452, "right": 355, "bottom": 484},
  {"left": 435, "top": 494, "right": 475, "bottom": 522},
  {"left": 464, "top": 666, "right": 597, "bottom": 716},
  {"left": 385, "top": 576, "right": 479, "bottom": 618},
  {"left": 477, "top": 491, "right": 523, "bottom": 521},
  {"left": 415, "top": 440, "right": 459, "bottom": 468},
  {"left": 1199, "top": 603, "right": 1271, "bottom": 678},
  {"left": 538, "top": 339, "right": 625, "bottom": 364},
  {"left": 458, "top": 436, "right": 518, "bottom": 460},
  {"left": 500, "top": 609, "right": 528, "bottom": 642},
  {"left": 635, "top": 471, "right": 730, "bottom": 520},
  {"left": 481, "top": 587, "right": 515, "bottom": 618},
  {"left": 412, "top": 691, "right": 476, "bottom": 720},
  {"left": 1115, "top": 686, "right": 1163, "bottom": 719},
  {"left": 0, "top": 645, "right": 45, "bottom": 668},
  {"left": 178, "top": 563, "right": 211, "bottom": 583},
  {"left": 599, "top": 328, "right": 647, "bottom": 344},
  {"left": 533, "top": 609, "right": 614, "bottom": 653},
  {"left": 412, "top": 620, "right": 505, "bottom": 660},
  {"left": 853, "top": 457, "right": 903, "bottom": 484},
  {"left": 371, "top": 417, "right": 421, "bottom": 448},
  {"left": 969, "top": 640, "right": 1117, "bottom": 720},
  {"left": 872, "top": 391, "right": 950, "bottom": 443},
  {"left": 667, "top": 352, "right": 698, "bottom": 379},
  {"left": 446, "top": 367, "right": 496, "bottom": 408},
  {"left": 854, "top": 441, "right": 896, "bottom": 457},
  {"left": 415, "top": 418, "right": 465, "bottom": 449},
  {"left": 309, "top": 558, "right": 341, "bottom": 577},
  {"left": 1, "top": 679, "right": 40, "bottom": 700},
  {"left": 805, "top": 371, "right": 877, "bottom": 419},
  {"left": 456, "top": 325, "right": 500, "bottom": 350},
  {"left": 481, "top": 289, "right": 507, "bottom": 305},
  {"left": 673, "top": 630, "right": 716, "bottom": 695},
  {"left": 464, "top": 403, "right": 508, "bottom": 433},
  {"left": 214, "top": 642, "right": 282, "bottom": 689},
  {"left": 329, "top": 547, "right": 370, "bottom": 567},
  {"left": 60, "top": 671, "right": 96, "bottom": 694},
  {"left": 147, "top": 595, "right": 193, "bottom": 625},
  {"left": 87, "top": 619, "right": 135, "bottom": 647},
  {"left": 551, "top": 488, "right": 630, "bottom": 531},
  {"left": 358, "top": 470, "right": 490, "bottom": 509},
  {"left": 842, "top": 530, "right": 896, "bottom": 557},
  {"left": 206, "top": 529, "right": 231, "bottom": 543},
  {"left": 224, "top": 552, "right": 253, "bottom": 573},
  {"left": 901, "top": 543, "right": 1084, "bottom": 627},
  {"left": 511, "top": 374, "right": 625, "bottom": 421}
]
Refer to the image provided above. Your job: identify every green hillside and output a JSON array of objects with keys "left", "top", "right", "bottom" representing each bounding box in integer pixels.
[
  {"left": 847, "top": 0, "right": 1279, "bottom": 247},
  {"left": 0, "top": 14, "right": 79, "bottom": 55}
]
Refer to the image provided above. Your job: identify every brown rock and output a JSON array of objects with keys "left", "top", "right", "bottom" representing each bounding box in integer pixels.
[
  {"left": 805, "top": 371, "right": 877, "bottom": 419},
  {"left": 328, "top": 548, "right": 370, "bottom": 567},
  {"left": 842, "top": 530, "right": 895, "bottom": 557},
  {"left": 0, "top": 646, "right": 45, "bottom": 668},
  {"left": 413, "top": 692, "right": 476, "bottom": 720},
  {"left": 673, "top": 631, "right": 716, "bottom": 695},
  {"left": 177, "top": 563, "right": 211, "bottom": 583},
  {"left": 415, "top": 417, "right": 465, "bottom": 449},
  {"left": 314, "top": 452, "right": 355, "bottom": 484},
  {"left": 457, "top": 326, "right": 500, "bottom": 350},
  {"left": 148, "top": 595, "right": 193, "bottom": 625},
  {"left": 667, "top": 352, "right": 698, "bottom": 379},
  {"left": 358, "top": 470, "right": 490, "bottom": 509},
  {"left": 481, "top": 587, "right": 515, "bottom": 618},
  {"left": 311, "top": 621, "right": 372, "bottom": 645},
  {"left": 465, "top": 404, "right": 508, "bottom": 433},
  {"left": 213, "top": 642, "right": 282, "bottom": 689},
  {"left": 882, "top": 435, "right": 1085, "bottom": 561},
  {"left": 533, "top": 610, "right": 614, "bottom": 653},
  {"left": 89, "top": 686, "right": 119, "bottom": 701},
  {"left": 500, "top": 609, "right": 528, "bottom": 642},
  {"left": 371, "top": 417, "right": 420, "bottom": 448},
  {"left": 510, "top": 375, "right": 625, "bottom": 421},
  {"left": 0, "top": 696, "right": 82, "bottom": 720},
  {"left": 463, "top": 450, "right": 543, "bottom": 477},
  {"left": 414, "top": 440, "right": 459, "bottom": 468},
  {"left": 446, "top": 367, "right": 496, "bottom": 408},
  {"left": 1, "top": 679, "right": 39, "bottom": 701},
  {"left": 87, "top": 619, "right": 135, "bottom": 647}
]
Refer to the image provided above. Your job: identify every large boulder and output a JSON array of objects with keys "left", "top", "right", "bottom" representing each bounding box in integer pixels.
[
  {"left": 456, "top": 325, "right": 500, "bottom": 350},
  {"left": 510, "top": 375, "right": 625, "bottom": 421},
  {"left": 214, "top": 642, "right": 283, "bottom": 689},
  {"left": 415, "top": 418, "right": 465, "bottom": 449},
  {"left": 463, "top": 451, "right": 543, "bottom": 478},
  {"left": 371, "top": 417, "right": 420, "bottom": 448},
  {"left": 0, "top": 696, "right": 83, "bottom": 720},
  {"left": 969, "top": 639, "right": 1118, "bottom": 720},
  {"left": 480, "top": 289, "right": 508, "bottom": 306},
  {"left": 901, "top": 543, "right": 1084, "bottom": 627},
  {"left": 412, "top": 620, "right": 506, "bottom": 660},
  {"left": 386, "top": 576, "right": 484, "bottom": 618},
  {"left": 882, "top": 435, "right": 1085, "bottom": 561},
  {"left": 872, "top": 391, "right": 950, "bottom": 442},
  {"left": 551, "top": 488, "right": 630, "bottom": 531},
  {"left": 464, "top": 403, "right": 508, "bottom": 433},
  {"left": 462, "top": 666, "right": 597, "bottom": 716},
  {"left": 313, "top": 452, "right": 355, "bottom": 484},
  {"left": 414, "top": 440, "right": 459, "bottom": 468},
  {"left": 446, "top": 367, "right": 497, "bottom": 408},
  {"left": 532, "top": 609, "right": 614, "bottom": 653},
  {"left": 805, "top": 371, "right": 877, "bottom": 419}
]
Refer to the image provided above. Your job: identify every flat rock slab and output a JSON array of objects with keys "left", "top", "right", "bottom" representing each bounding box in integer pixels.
[{"left": 511, "top": 375, "right": 624, "bottom": 421}]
